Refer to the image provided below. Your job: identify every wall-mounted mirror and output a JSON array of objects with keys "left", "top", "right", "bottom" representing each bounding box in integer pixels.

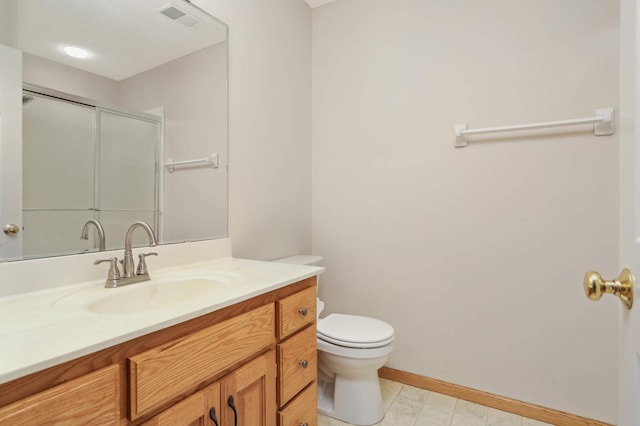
[{"left": 0, "top": 0, "right": 228, "bottom": 262}]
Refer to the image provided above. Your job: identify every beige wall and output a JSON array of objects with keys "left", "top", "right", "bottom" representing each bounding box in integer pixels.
[
  {"left": 0, "top": 1, "right": 16, "bottom": 47},
  {"left": 193, "top": 0, "right": 312, "bottom": 260},
  {"left": 311, "top": 0, "right": 619, "bottom": 422},
  {"left": 119, "top": 43, "right": 228, "bottom": 243},
  {"left": 22, "top": 53, "right": 120, "bottom": 105}
]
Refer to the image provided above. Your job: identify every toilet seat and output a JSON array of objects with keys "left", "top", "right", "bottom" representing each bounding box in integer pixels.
[
  {"left": 317, "top": 337, "right": 394, "bottom": 359},
  {"left": 317, "top": 313, "right": 394, "bottom": 349}
]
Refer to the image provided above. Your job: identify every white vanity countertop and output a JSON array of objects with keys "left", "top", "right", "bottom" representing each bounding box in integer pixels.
[{"left": 0, "top": 256, "right": 323, "bottom": 385}]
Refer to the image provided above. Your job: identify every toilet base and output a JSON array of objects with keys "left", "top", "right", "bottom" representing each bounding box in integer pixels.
[{"left": 317, "top": 373, "right": 385, "bottom": 426}]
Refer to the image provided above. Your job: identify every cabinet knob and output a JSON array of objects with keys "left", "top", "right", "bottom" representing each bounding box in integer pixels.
[
  {"left": 299, "top": 360, "right": 309, "bottom": 368},
  {"left": 298, "top": 307, "right": 308, "bottom": 316},
  {"left": 300, "top": 423, "right": 309, "bottom": 426}
]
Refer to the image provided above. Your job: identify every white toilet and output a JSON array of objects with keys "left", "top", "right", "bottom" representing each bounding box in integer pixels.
[{"left": 275, "top": 255, "right": 394, "bottom": 426}]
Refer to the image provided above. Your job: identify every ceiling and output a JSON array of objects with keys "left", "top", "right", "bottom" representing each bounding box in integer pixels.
[
  {"left": 304, "top": 0, "right": 339, "bottom": 8},
  {"left": 12, "top": 0, "right": 227, "bottom": 81}
]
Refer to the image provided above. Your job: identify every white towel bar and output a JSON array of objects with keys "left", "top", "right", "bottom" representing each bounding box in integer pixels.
[
  {"left": 165, "top": 153, "right": 219, "bottom": 173},
  {"left": 454, "top": 107, "right": 614, "bottom": 148}
]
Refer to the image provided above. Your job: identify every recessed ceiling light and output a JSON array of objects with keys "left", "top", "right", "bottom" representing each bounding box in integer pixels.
[{"left": 62, "top": 46, "right": 91, "bottom": 59}]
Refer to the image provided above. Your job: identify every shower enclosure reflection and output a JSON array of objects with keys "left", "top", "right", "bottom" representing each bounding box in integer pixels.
[{"left": 22, "top": 91, "right": 159, "bottom": 258}]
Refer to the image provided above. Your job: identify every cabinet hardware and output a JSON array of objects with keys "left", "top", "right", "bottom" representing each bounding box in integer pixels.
[
  {"left": 209, "top": 407, "right": 218, "bottom": 426},
  {"left": 300, "top": 423, "right": 309, "bottom": 426},
  {"left": 228, "top": 395, "right": 238, "bottom": 426},
  {"left": 299, "top": 360, "right": 309, "bottom": 368},
  {"left": 94, "top": 257, "right": 121, "bottom": 287},
  {"left": 136, "top": 252, "right": 158, "bottom": 275},
  {"left": 298, "top": 308, "right": 308, "bottom": 316}
]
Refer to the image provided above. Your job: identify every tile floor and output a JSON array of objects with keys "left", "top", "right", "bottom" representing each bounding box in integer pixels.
[{"left": 317, "top": 379, "right": 555, "bottom": 426}]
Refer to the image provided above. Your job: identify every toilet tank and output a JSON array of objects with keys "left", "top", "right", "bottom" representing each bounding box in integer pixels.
[
  {"left": 274, "top": 255, "right": 324, "bottom": 267},
  {"left": 274, "top": 255, "right": 325, "bottom": 316}
]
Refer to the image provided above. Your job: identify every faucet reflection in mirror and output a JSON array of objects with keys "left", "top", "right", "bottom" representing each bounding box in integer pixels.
[{"left": 80, "top": 219, "right": 106, "bottom": 252}]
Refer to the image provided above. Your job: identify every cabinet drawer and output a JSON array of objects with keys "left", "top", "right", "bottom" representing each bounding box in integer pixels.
[
  {"left": 278, "top": 382, "right": 317, "bottom": 426},
  {"left": 277, "top": 325, "right": 317, "bottom": 406},
  {"left": 277, "top": 285, "right": 316, "bottom": 339},
  {"left": 130, "top": 303, "right": 275, "bottom": 419},
  {"left": 0, "top": 365, "right": 120, "bottom": 426}
]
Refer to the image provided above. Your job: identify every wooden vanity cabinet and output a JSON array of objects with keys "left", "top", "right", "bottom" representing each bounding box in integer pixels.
[
  {"left": 276, "top": 285, "right": 318, "bottom": 426},
  {"left": 142, "top": 381, "right": 220, "bottom": 426},
  {"left": 0, "top": 277, "right": 318, "bottom": 426},
  {"left": 143, "top": 350, "right": 276, "bottom": 426},
  {"left": 220, "top": 350, "right": 276, "bottom": 426},
  {"left": 129, "top": 303, "right": 275, "bottom": 420},
  {"left": 278, "top": 384, "right": 317, "bottom": 426},
  {"left": 0, "top": 364, "right": 120, "bottom": 425}
]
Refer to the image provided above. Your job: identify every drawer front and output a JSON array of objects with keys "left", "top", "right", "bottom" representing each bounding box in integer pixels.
[
  {"left": 0, "top": 365, "right": 120, "bottom": 426},
  {"left": 278, "top": 382, "right": 317, "bottom": 426},
  {"left": 277, "top": 285, "right": 316, "bottom": 339},
  {"left": 277, "top": 325, "right": 317, "bottom": 406},
  {"left": 141, "top": 390, "right": 205, "bottom": 426},
  {"left": 130, "top": 303, "right": 275, "bottom": 419}
]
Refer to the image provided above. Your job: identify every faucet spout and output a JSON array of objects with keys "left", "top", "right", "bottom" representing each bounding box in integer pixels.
[
  {"left": 123, "top": 221, "right": 157, "bottom": 278},
  {"left": 80, "top": 219, "right": 106, "bottom": 251}
]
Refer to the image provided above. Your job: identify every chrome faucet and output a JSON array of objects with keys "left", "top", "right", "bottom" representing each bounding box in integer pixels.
[
  {"left": 94, "top": 221, "right": 158, "bottom": 288},
  {"left": 123, "top": 221, "right": 157, "bottom": 278},
  {"left": 80, "top": 219, "right": 105, "bottom": 251}
]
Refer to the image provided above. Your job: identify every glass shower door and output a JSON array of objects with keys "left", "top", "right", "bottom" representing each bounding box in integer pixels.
[
  {"left": 22, "top": 94, "right": 95, "bottom": 258},
  {"left": 97, "top": 109, "right": 159, "bottom": 250}
]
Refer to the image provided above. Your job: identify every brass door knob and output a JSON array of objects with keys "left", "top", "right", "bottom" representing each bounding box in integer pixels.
[
  {"left": 584, "top": 268, "right": 634, "bottom": 309},
  {"left": 3, "top": 224, "right": 19, "bottom": 235}
]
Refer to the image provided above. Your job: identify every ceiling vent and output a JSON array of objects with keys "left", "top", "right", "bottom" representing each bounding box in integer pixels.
[{"left": 159, "top": 4, "right": 200, "bottom": 28}]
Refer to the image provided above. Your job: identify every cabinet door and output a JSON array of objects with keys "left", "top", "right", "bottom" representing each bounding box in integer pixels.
[
  {"left": 142, "top": 381, "right": 220, "bottom": 426},
  {"left": 221, "top": 350, "right": 276, "bottom": 426},
  {"left": 0, "top": 365, "right": 120, "bottom": 425}
]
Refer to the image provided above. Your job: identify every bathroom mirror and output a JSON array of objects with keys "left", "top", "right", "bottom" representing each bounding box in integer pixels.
[{"left": 0, "top": 0, "right": 228, "bottom": 262}]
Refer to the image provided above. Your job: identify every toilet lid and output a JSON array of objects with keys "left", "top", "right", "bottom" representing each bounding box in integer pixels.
[{"left": 317, "top": 313, "right": 394, "bottom": 349}]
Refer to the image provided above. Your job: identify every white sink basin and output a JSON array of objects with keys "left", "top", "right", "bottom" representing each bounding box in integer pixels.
[
  {"left": 84, "top": 277, "right": 229, "bottom": 314},
  {"left": 87, "top": 278, "right": 228, "bottom": 314}
]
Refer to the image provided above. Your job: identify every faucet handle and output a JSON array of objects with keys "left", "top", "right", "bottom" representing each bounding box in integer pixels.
[
  {"left": 94, "top": 257, "right": 121, "bottom": 286},
  {"left": 136, "top": 252, "right": 158, "bottom": 276}
]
